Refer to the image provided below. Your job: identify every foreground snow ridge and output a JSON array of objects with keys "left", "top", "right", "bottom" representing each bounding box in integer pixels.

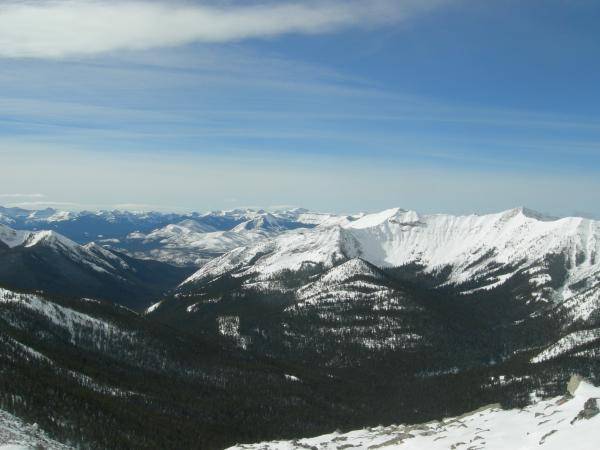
[
  {"left": 0, "top": 408, "right": 70, "bottom": 450},
  {"left": 228, "top": 376, "right": 600, "bottom": 450}
]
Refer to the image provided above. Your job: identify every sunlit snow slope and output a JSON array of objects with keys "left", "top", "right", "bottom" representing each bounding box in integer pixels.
[
  {"left": 228, "top": 377, "right": 600, "bottom": 450},
  {"left": 0, "top": 408, "right": 70, "bottom": 450},
  {"left": 182, "top": 207, "right": 600, "bottom": 306}
]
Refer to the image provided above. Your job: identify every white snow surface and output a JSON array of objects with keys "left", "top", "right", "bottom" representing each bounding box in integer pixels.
[
  {"left": 231, "top": 213, "right": 288, "bottom": 232},
  {"left": 0, "top": 288, "right": 132, "bottom": 346},
  {"left": 532, "top": 328, "right": 600, "bottom": 363},
  {"left": 144, "top": 300, "right": 163, "bottom": 314},
  {"left": 0, "top": 408, "right": 71, "bottom": 449},
  {"left": 182, "top": 226, "right": 359, "bottom": 285},
  {"left": 23, "top": 230, "right": 80, "bottom": 250},
  {"left": 0, "top": 224, "right": 29, "bottom": 248},
  {"left": 122, "top": 209, "right": 343, "bottom": 266},
  {"left": 559, "top": 283, "right": 600, "bottom": 326},
  {"left": 228, "top": 379, "right": 600, "bottom": 450},
  {"left": 343, "top": 208, "right": 599, "bottom": 286},
  {"left": 0, "top": 223, "right": 133, "bottom": 276},
  {"left": 297, "top": 258, "right": 383, "bottom": 301},
  {"left": 126, "top": 218, "right": 275, "bottom": 266},
  {"left": 182, "top": 208, "right": 600, "bottom": 305}
]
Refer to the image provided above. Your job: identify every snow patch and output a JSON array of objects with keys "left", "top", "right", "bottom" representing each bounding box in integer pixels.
[{"left": 228, "top": 380, "right": 600, "bottom": 450}]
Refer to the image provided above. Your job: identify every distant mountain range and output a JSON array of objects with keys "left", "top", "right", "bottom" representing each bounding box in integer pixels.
[
  {"left": 181, "top": 206, "right": 599, "bottom": 303},
  {"left": 0, "top": 206, "right": 340, "bottom": 266},
  {"left": 1, "top": 204, "right": 600, "bottom": 449},
  {"left": 151, "top": 206, "right": 600, "bottom": 373},
  {"left": 0, "top": 223, "right": 192, "bottom": 309}
]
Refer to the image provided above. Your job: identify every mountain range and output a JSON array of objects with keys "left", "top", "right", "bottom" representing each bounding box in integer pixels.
[
  {"left": 0, "top": 223, "right": 192, "bottom": 309},
  {"left": 0, "top": 206, "right": 338, "bottom": 266},
  {"left": 1, "top": 205, "right": 600, "bottom": 449}
]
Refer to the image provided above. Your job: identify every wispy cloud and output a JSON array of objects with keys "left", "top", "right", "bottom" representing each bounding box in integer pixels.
[
  {"left": 112, "top": 203, "right": 189, "bottom": 212},
  {"left": 0, "top": 193, "right": 46, "bottom": 199},
  {"left": 0, "top": 0, "right": 447, "bottom": 58},
  {"left": 2, "top": 201, "right": 83, "bottom": 211},
  {"left": 5, "top": 201, "right": 78, "bottom": 207}
]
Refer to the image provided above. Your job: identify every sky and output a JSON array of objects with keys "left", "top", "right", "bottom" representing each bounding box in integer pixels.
[{"left": 1, "top": 0, "right": 600, "bottom": 217}]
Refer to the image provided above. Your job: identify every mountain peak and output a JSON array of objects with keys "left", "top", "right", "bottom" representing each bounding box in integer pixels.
[
  {"left": 231, "top": 213, "right": 285, "bottom": 232},
  {"left": 503, "top": 207, "right": 557, "bottom": 222},
  {"left": 0, "top": 224, "right": 30, "bottom": 248},
  {"left": 346, "top": 208, "right": 419, "bottom": 229},
  {"left": 24, "top": 230, "right": 79, "bottom": 250}
]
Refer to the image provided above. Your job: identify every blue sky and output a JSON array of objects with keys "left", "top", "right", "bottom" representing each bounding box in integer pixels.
[{"left": 1, "top": 0, "right": 599, "bottom": 216}]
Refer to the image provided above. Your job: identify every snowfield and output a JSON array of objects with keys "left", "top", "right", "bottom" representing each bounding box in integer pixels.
[
  {"left": 0, "top": 224, "right": 29, "bottom": 248},
  {"left": 182, "top": 207, "right": 600, "bottom": 306},
  {"left": 0, "top": 409, "right": 70, "bottom": 450},
  {"left": 228, "top": 377, "right": 600, "bottom": 450}
]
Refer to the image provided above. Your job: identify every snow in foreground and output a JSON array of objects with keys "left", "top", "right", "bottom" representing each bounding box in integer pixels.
[
  {"left": 0, "top": 409, "right": 70, "bottom": 450},
  {"left": 228, "top": 376, "right": 600, "bottom": 450}
]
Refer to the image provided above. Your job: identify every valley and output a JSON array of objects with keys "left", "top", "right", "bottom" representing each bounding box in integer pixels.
[{"left": 1, "top": 206, "right": 599, "bottom": 448}]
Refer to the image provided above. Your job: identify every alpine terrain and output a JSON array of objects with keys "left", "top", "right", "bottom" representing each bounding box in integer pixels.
[{"left": 1, "top": 206, "right": 600, "bottom": 449}]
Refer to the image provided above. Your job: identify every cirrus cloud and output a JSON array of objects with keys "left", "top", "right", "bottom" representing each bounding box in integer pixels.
[
  {"left": 0, "top": 0, "right": 449, "bottom": 58},
  {"left": 0, "top": 193, "right": 46, "bottom": 198}
]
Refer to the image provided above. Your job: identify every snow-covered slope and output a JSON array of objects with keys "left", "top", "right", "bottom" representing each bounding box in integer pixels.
[
  {"left": 0, "top": 206, "right": 194, "bottom": 244},
  {"left": 24, "top": 229, "right": 78, "bottom": 250},
  {"left": 0, "top": 205, "right": 342, "bottom": 263},
  {"left": 0, "top": 224, "right": 29, "bottom": 248},
  {"left": 124, "top": 210, "right": 337, "bottom": 266},
  {"left": 231, "top": 213, "right": 289, "bottom": 233},
  {"left": 0, "top": 408, "right": 71, "bottom": 450},
  {"left": 182, "top": 207, "right": 600, "bottom": 307},
  {"left": 228, "top": 377, "right": 600, "bottom": 450},
  {"left": 344, "top": 207, "right": 599, "bottom": 296},
  {"left": 125, "top": 221, "right": 272, "bottom": 266},
  {"left": 182, "top": 225, "right": 359, "bottom": 285},
  {"left": 0, "top": 224, "right": 191, "bottom": 309},
  {"left": 1, "top": 225, "right": 129, "bottom": 274},
  {"left": 24, "top": 229, "right": 133, "bottom": 275},
  {"left": 0, "top": 287, "right": 133, "bottom": 353}
]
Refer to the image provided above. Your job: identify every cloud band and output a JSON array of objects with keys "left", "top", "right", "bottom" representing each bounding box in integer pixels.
[{"left": 0, "top": 0, "right": 446, "bottom": 58}]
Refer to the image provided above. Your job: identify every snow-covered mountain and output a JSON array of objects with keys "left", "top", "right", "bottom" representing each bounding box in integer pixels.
[
  {"left": 0, "top": 223, "right": 29, "bottom": 248},
  {"left": 228, "top": 376, "right": 600, "bottom": 450},
  {"left": 0, "top": 224, "right": 192, "bottom": 309},
  {"left": 0, "top": 205, "right": 344, "bottom": 266},
  {"left": 182, "top": 207, "right": 600, "bottom": 307},
  {"left": 0, "top": 206, "right": 187, "bottom": 242},
  {"left": 0, "top": 206, "right": 338, "bottom": 243},
  {"left": 0, "top": 225, "right": 130, "bottom": 275},
  {"left": 165, "top": 207, "right": 600, "bottom": 369},
  {"left": 1, "top": 284, "right": 398, "bottom": 450},
  {"left": 120, "top": 209, "right": 339, "bottom": 266},
  {"left": 123, "top": 219, "right": 271, "bottom": 266},
  {"left": 2, "top": 205, "right": 600, "bottom": 450}
]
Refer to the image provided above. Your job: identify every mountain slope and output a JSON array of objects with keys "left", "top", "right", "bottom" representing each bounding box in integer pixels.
[
  {"left": 3, "top": 206, "right": 600, "bottom": 449},
  {"left": 181, "top": 207, "right": 600, "bottom": 309},
  {"left": 156, "top": 207, "right": 600, "bottom": 400},
  {"left": 0, "top": 226, "right": 192, "bottom": 310},
  {"left": 122, "top": 210, "right": 338, "bottom": 267},
  {"left": 228, "top": 377, "right": 600, "bottom": 450},
  {"left": 3, "top": 285, "right": 475, "bottom": 450},
  {"left": 124, "top": 222, "right": 271, "bottom": 266},
  {"left": 0, "top": 407, "right": 71, "bottom": 450},
  {"left": 0, "top": 224, "right": 29, "bottom": 249}
]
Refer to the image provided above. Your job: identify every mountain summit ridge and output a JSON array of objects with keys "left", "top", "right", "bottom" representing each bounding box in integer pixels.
[{"left": 180, "top": 206, "right": 600, "bottom": 308}]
